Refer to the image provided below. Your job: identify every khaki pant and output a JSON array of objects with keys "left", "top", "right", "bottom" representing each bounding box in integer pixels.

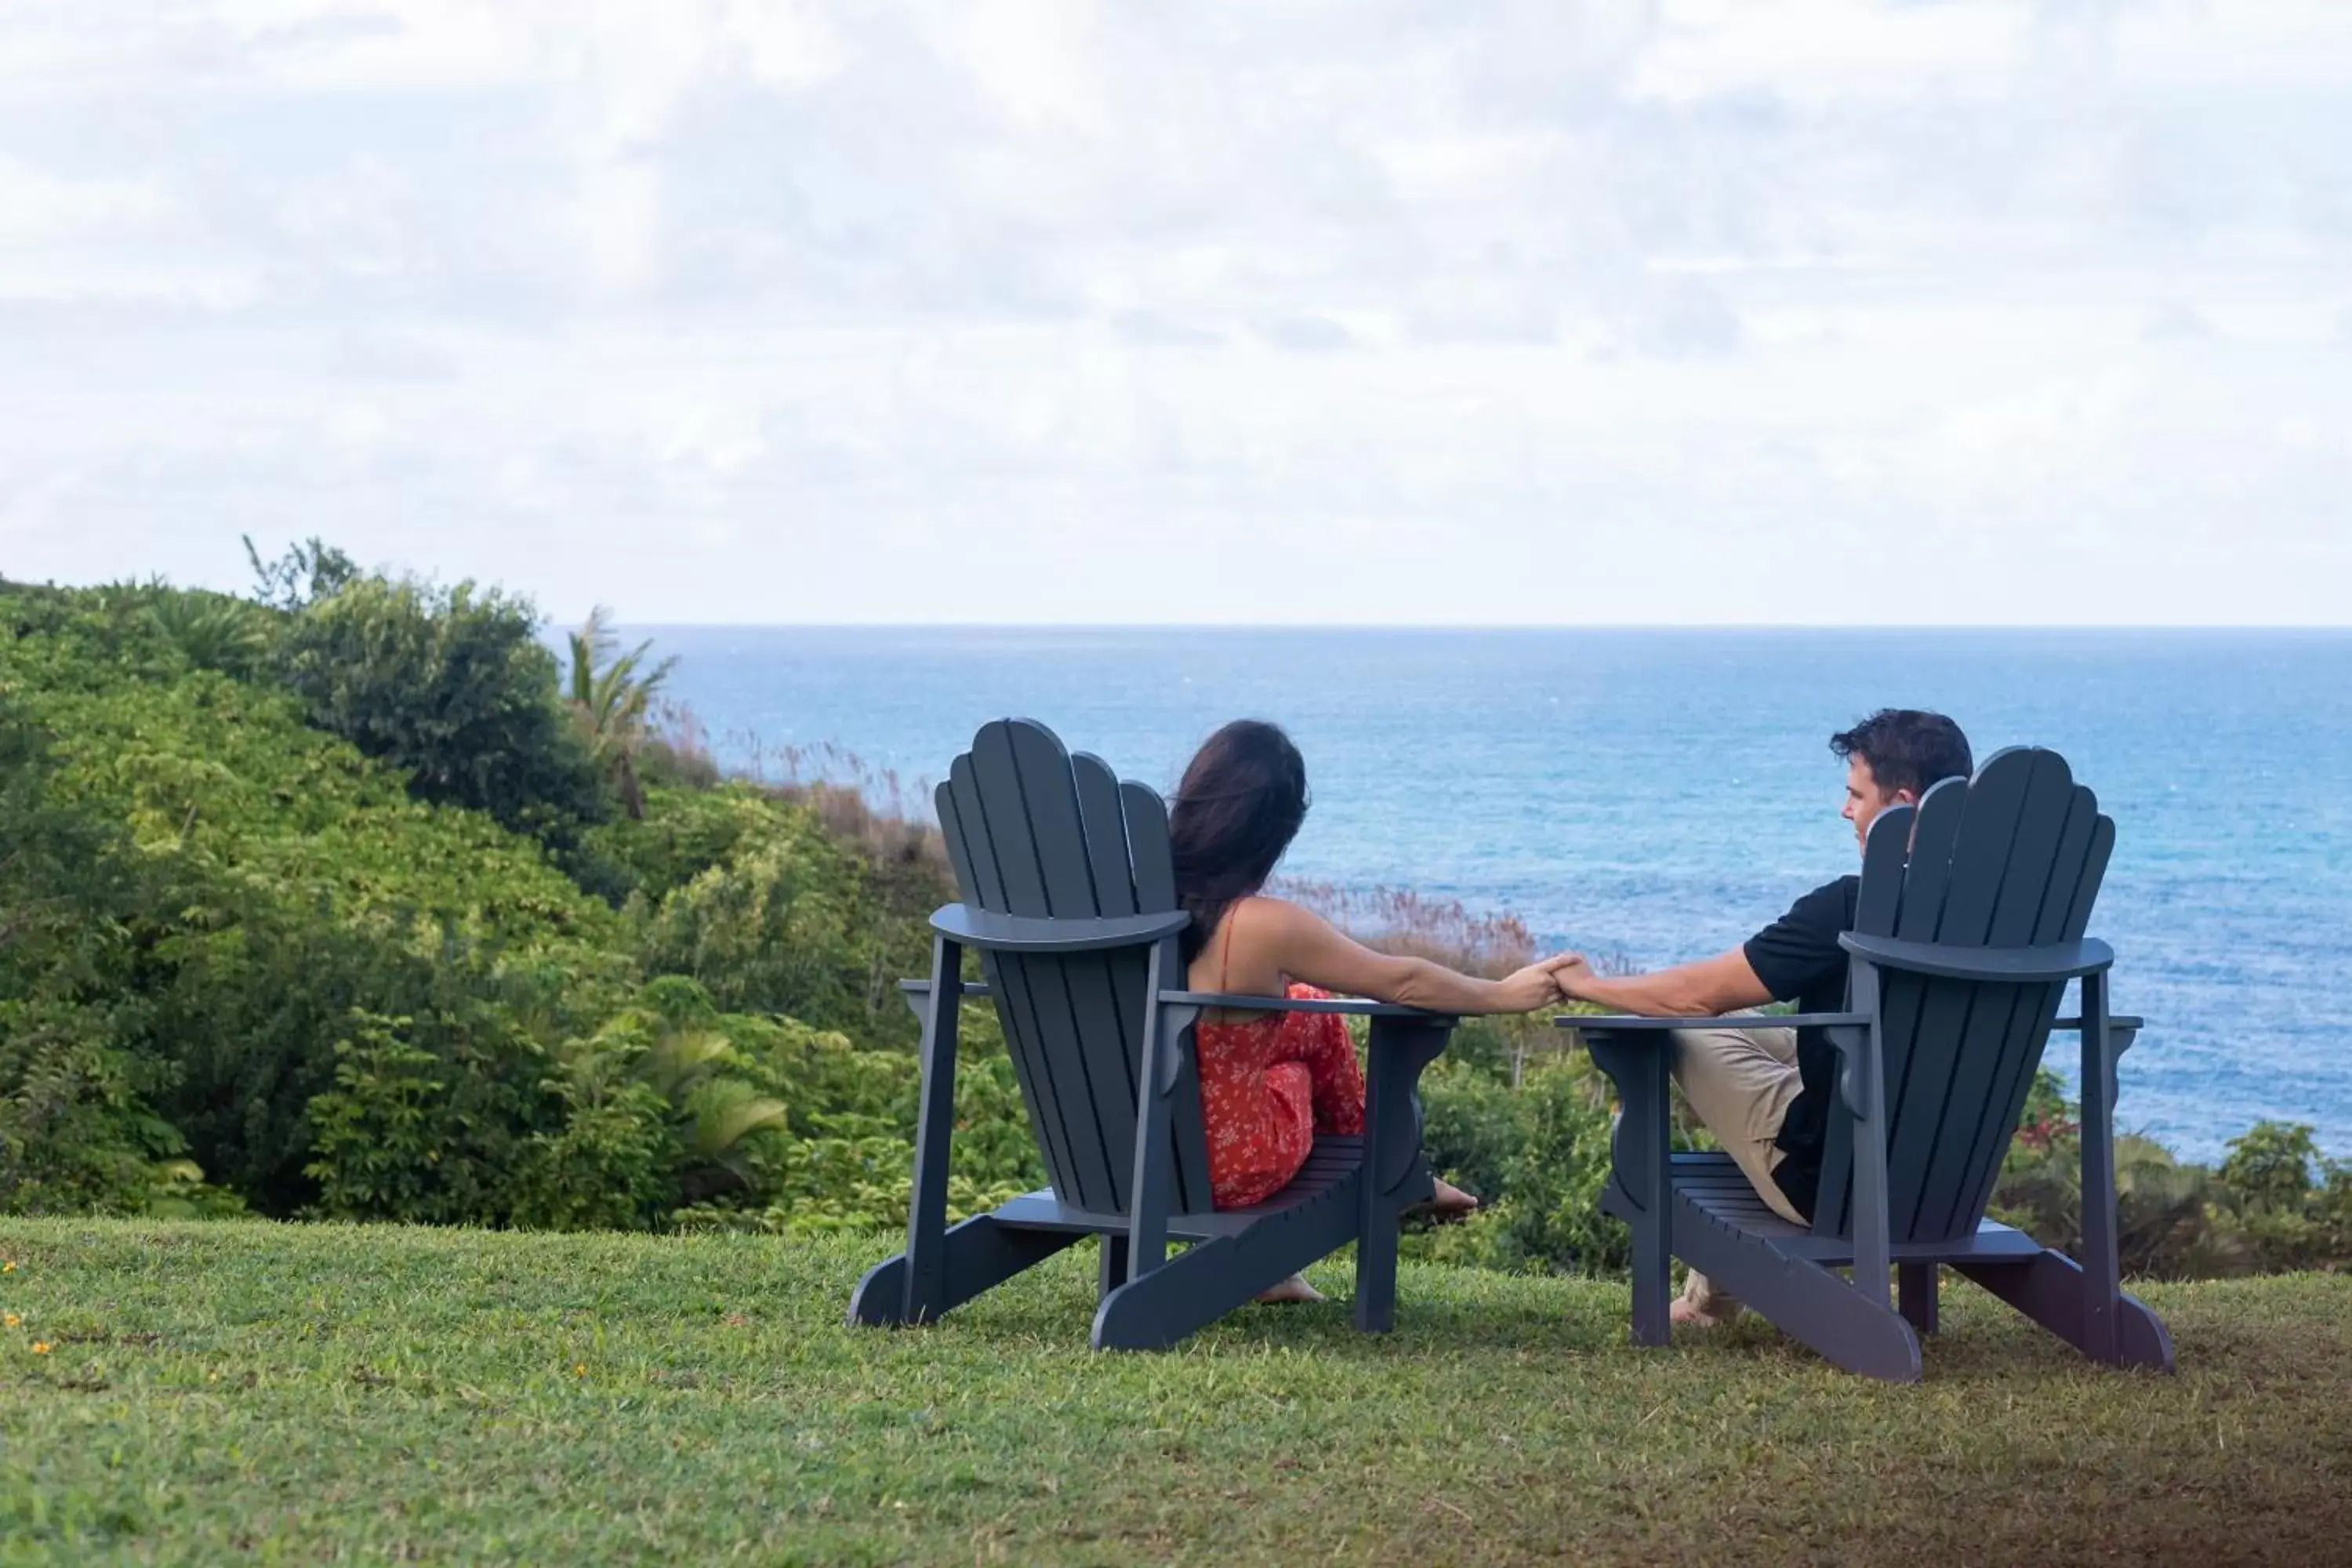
[{"left": 1668, "top": 1020, "right": 1806, "bottom": 1321}]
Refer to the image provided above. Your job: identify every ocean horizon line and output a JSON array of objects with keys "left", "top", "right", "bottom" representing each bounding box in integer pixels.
[{"left": 605, "top": 621, "right": 2352, "bottom": 636}]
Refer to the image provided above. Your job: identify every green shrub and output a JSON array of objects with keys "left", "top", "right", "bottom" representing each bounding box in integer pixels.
[
  {"left": 2217, "top": 1122, "right": 2352, "bottom": 1274},
  {"left": 277, "top": 575, "right": 608, "bottom": 844},
  {"left": 549, "top": 981, "right": 790, "bottom": 1210},
  {"left": 2221, "top": 1121, "right": 2321, "bottom": 1210},
  {"left": 2, "top": 578, "right": 187, "bottom": 688},
  {"left": 2316, "top": 1165, "right": 2352, "bottom": 1265},
  {"left": 668, "top": 997, "right": 1041, "bottom": 1235},
  {"left": 0, "top": 997, "right": 183, "bottom": 1216},
  {"left": 1426, "top": 1015, "right": 1527, "bottom": 1082},
  {"left": 149, "top": 898, "right": 612, "bottom": 1216},
  {"left": 509, "top": 1076, "right": 676, "bottom": 1232},
  {"left": 1413, "top": 1057, "right": 1527, "bottom": 1207},
  {"left": 5, "top": 599, "right": 633, "bottom": 1215},
  {"left": 630, "top": 797, "right": 921, "bottom": 1047},
  {"left": 1991, "top": 1093, "right": 2350, "bottom": 1279},
  {"left": 1407, "top": 1053, "right": 1632, "bottom": 1275},
  {"left": 590, "top": 785, "right": 779, "bottom": 907},
  {"left": 0, "top": 699, "right": 187, "bottom": 1215},
  {"left": 303, "top": 1011, "right": 448, "bottom": 1221}
]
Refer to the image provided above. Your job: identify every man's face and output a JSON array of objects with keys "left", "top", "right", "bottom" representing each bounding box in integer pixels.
[{"left": 1842, "top": 757, "right": 1915, "bottom": 855}]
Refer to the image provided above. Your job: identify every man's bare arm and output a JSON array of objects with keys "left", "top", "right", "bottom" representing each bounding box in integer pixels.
[{"left": 1557, "top": 948, "right": 1774, "bottom": 1018}]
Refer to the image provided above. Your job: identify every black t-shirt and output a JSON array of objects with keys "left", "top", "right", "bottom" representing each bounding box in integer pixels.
[{"left": 1740, "top": 874, "right": 1860, "bottom": 1221}]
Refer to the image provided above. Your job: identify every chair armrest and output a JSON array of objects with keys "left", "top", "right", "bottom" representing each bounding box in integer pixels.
[
  {"left": 2053, "top": 1014, "right": 2143, "bottom": 1033},
  {"left": 929, "top": 904, "right": 1190, "bottom": 953},
  {"left": 1160, "top": 989, "right": 1459, "bottom": 1022},
  {"left": 895, "top": 982, "right": 1457, "bottom": 1020},
  {"left": 1553, "top": 1011, "right": 1869, "bottom": 1033},
  {"left": 2053, "top": 1012, "right": 2144, "bottom": 1058},
  {"left": 1838, "top": 931, "right": 2114, "bottom": 983},
  {"left": 896, "top": 980, "right": 1465, "bottom": 1033}
]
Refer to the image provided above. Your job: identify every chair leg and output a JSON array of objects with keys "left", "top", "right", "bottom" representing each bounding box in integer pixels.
[
  {"left": 1094, "top": 1211, "right": 1347, "bottom": 1352},
  {"left": 1955, "top": 1251, "right": 2173, "bottom": 1371},
  {"left": 2077, "top": 974, "right": 2125, "bottom": 1362},
  {"left": 1629, "top": 1194, "right": 1671, "bottom": 1347},
  {"left": 1356, "top": 1017, "right": 1449, "bottom": 1334},
  {"left": 1588, "top": 1036, "right": 1673, "bottom": 1347},
  {"left": 1094, "top": 1237, "right": 1253, "bottom": 1350},
  {"left": 900, "top": 935, "right": 964, "bottom": 1323},
  {"left": 1899, "top": 1262, "right": 1939, "bottom": 1335},
  {"left": 1353, "top": 1201, "right": 1403, "bottom": 1334},
  {"left": 1678, "top": 1225, "right": 1921, "bottom": 1381},
  {"left": 1098, "top": 1233, "right": 1130, "bottom": 1302},
  {"left": 848, "top": 1214, "right": 1080, "bottom": 1327}
]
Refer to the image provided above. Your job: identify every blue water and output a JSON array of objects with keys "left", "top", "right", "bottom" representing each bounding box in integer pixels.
[{"left": 633, "top": 626, "right": 2352, "bottom": 1163}]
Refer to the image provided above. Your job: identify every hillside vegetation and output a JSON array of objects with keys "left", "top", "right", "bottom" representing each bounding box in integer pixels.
[{"left": 2, "top": 546, "right": 2347, "bottom": 1277}]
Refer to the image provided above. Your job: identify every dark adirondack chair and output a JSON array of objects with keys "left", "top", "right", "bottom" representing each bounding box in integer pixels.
[
  {"left": 1560, "top": 746, "right": 2175, "bottom": 1382},
  {"left": 848, "top": 719, "right": 1458, "bottom": 1350}
]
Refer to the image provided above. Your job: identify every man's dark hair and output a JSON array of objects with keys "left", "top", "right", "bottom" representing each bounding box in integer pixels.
[
  {"left": 1830, "top": 710, "right": 1973, "bottom": 798},
  {"left": 1169, "top": 719, "right": 1309, "bottom": 966}
]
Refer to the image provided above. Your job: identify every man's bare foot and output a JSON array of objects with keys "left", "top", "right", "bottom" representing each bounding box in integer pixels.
[
  {"left": 1254, "top": 1273, "right": 1326, "bottom": 1305},
  {"left": 1406, "top": 1177, "right": 1480, "bottom": 1222},
  {"left": 1669, "top": 1297, "right": 1741, "bottom": 1328}
]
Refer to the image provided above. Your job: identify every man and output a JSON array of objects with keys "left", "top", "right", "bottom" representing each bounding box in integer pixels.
[{"left": 1553, "top": 709, "right": 1975, "bottom": 1327}]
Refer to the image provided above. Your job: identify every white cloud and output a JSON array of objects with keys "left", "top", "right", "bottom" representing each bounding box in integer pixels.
[
  {"left": 0, "top": 0, "right": 2347, "bottom": 624},
  {"left": 0, "top": 155, "right": 177, "bottom": 244},
  {"left": 2141, "top": 300, "right": 2212, "bottom": 343}
]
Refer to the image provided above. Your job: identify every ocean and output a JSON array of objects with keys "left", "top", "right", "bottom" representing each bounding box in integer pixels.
[{"left": 631, "top": 626, "right": 2352, "bottom": 1163}]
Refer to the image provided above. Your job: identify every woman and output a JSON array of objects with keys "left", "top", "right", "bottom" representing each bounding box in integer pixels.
[{"left": 1170, "top": 719, "right": 1573, "bottom": 1303}]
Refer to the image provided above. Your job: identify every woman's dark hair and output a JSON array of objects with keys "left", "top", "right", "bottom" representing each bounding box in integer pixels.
[
  {"left": 1168, "top": 720, "right": 1309, "bottom": 966},
  {"left": 1830, "top": 709, "right": 1974, "bottom": 798}
]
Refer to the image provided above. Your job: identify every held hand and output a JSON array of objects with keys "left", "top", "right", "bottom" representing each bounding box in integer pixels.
[
  {"left": 1543, "top": 952, "right": 1597, "bottom": 1004},
  {"left": 1497, "top": 961, "right": 1566, "bottom": 1013}
]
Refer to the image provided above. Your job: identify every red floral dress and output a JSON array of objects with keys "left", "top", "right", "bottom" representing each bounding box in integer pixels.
[{"left": 1194, "top": 916, "right": 1367, "bottom": 1210}]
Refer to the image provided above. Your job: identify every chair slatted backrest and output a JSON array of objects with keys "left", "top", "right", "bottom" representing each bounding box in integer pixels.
[
  {"left": 934, "top": 719, "right": 1217, "bottom": 1215},
  {"left": 1814, "top": 746, "right": 2114, "bottom": 1243}
]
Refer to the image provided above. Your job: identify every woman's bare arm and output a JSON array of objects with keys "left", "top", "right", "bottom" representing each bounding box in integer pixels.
[{"left": 1240, "top": 898, "right": 1566, "bottom": 1014}]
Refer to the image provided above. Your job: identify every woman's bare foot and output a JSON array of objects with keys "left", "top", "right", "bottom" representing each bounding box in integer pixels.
[
  {"left": 1669, "top": 1297, "right": 1741, "bottom": 1329},
  {"left": 1254, "top": 1273, "right": 1326, "bottom": 1305},
  {"left": 1406, "top": 1177, "right": 1481, "bottom": 1222}
]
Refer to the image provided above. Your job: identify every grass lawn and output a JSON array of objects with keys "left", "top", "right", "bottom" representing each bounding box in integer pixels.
[{"left": 2, "top": 1221, "right": 2348, "bottom": 1564}]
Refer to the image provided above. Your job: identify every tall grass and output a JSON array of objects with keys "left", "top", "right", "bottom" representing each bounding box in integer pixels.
[
  {"left": 648, "top": 702, "right": 949, "bottom": 870},
  {"left": 649, "top": 700, "right": 1612, "bottom": 978}
]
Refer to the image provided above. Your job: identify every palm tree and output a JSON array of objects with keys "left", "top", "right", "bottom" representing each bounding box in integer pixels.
[
  {"left": 146, "top": 586, "right": 271, "bottom": 676},
  {"left": 633, "top": 1022, "right": 790, "bottom": 1200},
  {"left": 564, "top": 606, "right": 677, "bottom": 818}
]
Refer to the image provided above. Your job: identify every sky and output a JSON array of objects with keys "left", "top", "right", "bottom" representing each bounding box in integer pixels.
[{"left": 2, "top": 0, "right": 2347, "bottom": 626}]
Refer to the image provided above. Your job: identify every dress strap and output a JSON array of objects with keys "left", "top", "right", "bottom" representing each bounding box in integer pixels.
[{"left": 1219, "top": 900, "right": 1240, "bottom": 993}]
